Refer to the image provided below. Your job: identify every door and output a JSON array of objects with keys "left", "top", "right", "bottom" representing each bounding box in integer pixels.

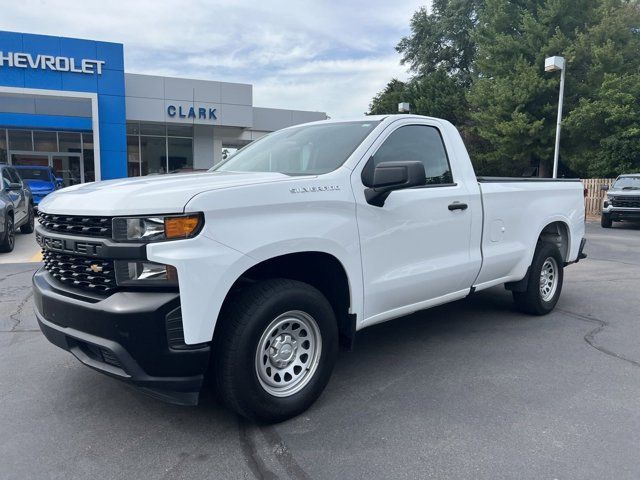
[
  {"left": 354, "top": 123, "right": 478, "bottom": 323},
  {"left": 52, "top": 155, "right": 82, "bottom": 187},
  {"left": 7, "top": 167, "right": 28, "bottom": 223}
]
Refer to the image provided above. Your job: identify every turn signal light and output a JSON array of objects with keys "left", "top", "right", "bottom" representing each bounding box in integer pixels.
[{"left": 165, "top": 214, "right": 202, "bottom": 239}]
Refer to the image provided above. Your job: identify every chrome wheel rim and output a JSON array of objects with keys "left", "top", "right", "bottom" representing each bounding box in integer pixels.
[
  {"left": 255, "top": 310, "right": 322, "bottom": 397},
  {"left": 539, "top": 257, "right": 558, "bottom": 302}
]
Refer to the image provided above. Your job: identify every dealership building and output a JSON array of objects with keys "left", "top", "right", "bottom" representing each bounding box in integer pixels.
[{"left": 0, "top": 30, "right": 327, "bottom": 185}]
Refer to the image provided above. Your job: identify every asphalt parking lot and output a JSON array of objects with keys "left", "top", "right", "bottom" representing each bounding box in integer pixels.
[{"left": 1, "top": 221, "right": 639, "bottom": 480}]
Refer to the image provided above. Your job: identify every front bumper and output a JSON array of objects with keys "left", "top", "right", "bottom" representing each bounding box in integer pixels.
[
  {"left": 602, "top": 207, "right": 640, "bottom": 221},
  {"left": 33, "top": 269, "right": 210, "bottom": 405}
]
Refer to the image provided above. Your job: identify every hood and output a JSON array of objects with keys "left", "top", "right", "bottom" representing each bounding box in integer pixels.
[
  {"left": 38, "top": 171, "right": 296, "bottom": 215},
  {"left": 24, "top": 179, "right": 55, "bottom": 192}
]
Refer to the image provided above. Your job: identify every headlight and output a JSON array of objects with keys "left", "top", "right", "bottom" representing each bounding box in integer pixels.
[
  {"left": 114, "top": 260, "right": 178, "bottom": 287},
  {"left": 112, "top": 213, "right": 203, "bottom": 242}
]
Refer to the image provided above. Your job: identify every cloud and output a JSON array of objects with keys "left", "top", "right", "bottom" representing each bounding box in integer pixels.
[{"left": 1, "top": 0, "right": 428, "bottom": 117}]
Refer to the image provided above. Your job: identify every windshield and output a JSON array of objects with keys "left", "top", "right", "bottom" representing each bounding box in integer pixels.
[
  {"left": 16, "top": 168, "right": 50, "bottom": 181},
  {"left": 613, "top": 176, "right": 640, "bottom": 190},
  {"left": 212, "top": 121, "right": 380, "bottom": 175}
]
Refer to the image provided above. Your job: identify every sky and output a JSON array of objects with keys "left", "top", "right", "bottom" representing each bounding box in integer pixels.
[{"left": 1, "top": 0, "right": 429, "bottom": 118}]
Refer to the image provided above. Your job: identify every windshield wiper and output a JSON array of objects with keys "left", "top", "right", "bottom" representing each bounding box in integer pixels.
[{"left": 621, "top": 186, "right": 640, "bottom": 190}]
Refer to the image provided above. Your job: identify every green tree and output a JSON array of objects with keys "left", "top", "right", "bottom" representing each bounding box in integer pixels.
[
  {"left": 469, "top": 0, "right": 640, "bottom": 176},
  {"left": 368, "top": 0, "right": 482, "bottom": 122},
  {"left": 369, "top": 72, "right": 468, "bottom": 125},
  {"left": 565, "top": 74, "right": 640, "bottom": 176},
  {"left": 370, "top": 0, "right": 640, "bottom": 178},
  {"left": 368, "top": 79, "right": 408, "bottom": 115},
  {"left": 397, "top": 0, "right": 482, "bottom": 86}
]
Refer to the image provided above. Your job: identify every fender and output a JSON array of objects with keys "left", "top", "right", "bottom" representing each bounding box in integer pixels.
[{"left": 239, "top": 238, "right": 364, "bottom": 321}]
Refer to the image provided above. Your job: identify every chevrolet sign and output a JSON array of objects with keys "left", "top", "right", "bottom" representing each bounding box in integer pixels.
[{"left": 0, "top": 51, "right": 105, "bottom": 74}]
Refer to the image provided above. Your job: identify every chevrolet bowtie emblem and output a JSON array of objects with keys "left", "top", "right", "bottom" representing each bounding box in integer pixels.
[{"left": 89, "top": 264, "right": 103, "bottom": 273}]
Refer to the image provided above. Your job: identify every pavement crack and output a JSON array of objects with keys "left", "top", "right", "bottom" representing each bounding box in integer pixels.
[
  {"left": 260, "top": 425, "right": 312, "bottom": 480},
  {"left": 9, "top": 291, "right": 34, "bottom": 332},
  {"left": 0, "top": 268, "right": 35, "bottom": 284},
  {"left": 558, "top": 308, "right": 640, "bottom": 369},
  {"left": 586, "top": 256, "right": 640, "bottom": 267},
  {"left": 238, "top": 416, "right": 279, "bottom": 480}
]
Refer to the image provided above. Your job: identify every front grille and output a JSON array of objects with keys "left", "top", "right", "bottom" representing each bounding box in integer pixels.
[
  {"left": 38, "top": 211, "right": 113, "bottom": 238},
  {"left": 612, "top": 196, "right": 640, "bottom": 208},
  {"left": 42, "top": 250, "right": 117, "bottom": 294}
]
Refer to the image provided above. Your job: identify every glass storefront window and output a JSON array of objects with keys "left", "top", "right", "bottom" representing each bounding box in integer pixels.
[
  {"left": 126, "top": 122, "right": 140, "bottom": 135},
  {"left": 2, "top": 128, "right": 95, "bottom": 183},
  {"left": 58, "top": 132, "right": 82, "bottom": 153},
  {"left": 127, "top": 136, "right": 140, "bottom": 177},
  {"left": 126, "top": 123, "right": 194, "bottom": 177},
  {"left": 140, "top": 136, "right": 166, "bottom": 175},
  {"left": 8, "top": 130, "right": 33, "bottom": 151},
  {"left": 33, "top": 131, "right": 58, "bottom": 152},
  {"left": 167, "top": 124, "right": 193, "bottom": 137},
  {"left": 0, "top": 129, "right": 6, "bottom": 164},
  {"left": 82, "top": 133, "right": 95, "bottom": 183},
  {"left": 140, "top": 123, "right": 166, "bottom": 136},
  {"left": 168, "top": 137, "right": 193, "bottom": 172}
]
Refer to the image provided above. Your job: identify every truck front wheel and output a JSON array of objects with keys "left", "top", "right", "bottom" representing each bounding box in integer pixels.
[
  {"left": 601, "top": 213, "right": 612, "bottom": 228},
  {"left": 512, "top": 242, "right": 564, "bottom": 315},
  {"left": 215, "top": 278, "right": 338, "bottom": 423}
]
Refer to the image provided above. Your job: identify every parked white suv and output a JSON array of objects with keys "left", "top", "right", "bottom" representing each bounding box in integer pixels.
[
  {"left": 33, "top": 115, "right": 586, "bottom": 422},
  {"left": 601, "top": 174, "right": 640, "bottom": 228}
]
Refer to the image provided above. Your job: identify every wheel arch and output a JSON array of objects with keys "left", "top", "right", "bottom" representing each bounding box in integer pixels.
[
  {"left": 216, "top": 251, "right": 356, "bottom": 348},
  {"left": 506, "top": 220, "right": 570, "bottom": 293},
  {"left": 537, "top": 220, "right": 570, "bottom": 262}
]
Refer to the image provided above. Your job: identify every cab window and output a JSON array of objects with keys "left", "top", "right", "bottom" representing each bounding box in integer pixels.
[
  {"left": 7, "top": 168, "right": 22, "bottom": 185},
  {"left": 372, "top": 125, "right": 453, "bottom": 185},
  {"left": 2, "top": 170, "right": 11, "bottom": 190}
]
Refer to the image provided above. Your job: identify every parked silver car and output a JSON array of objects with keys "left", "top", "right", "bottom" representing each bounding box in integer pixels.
[{"left": 0, "top": 165, "right": 35, "bottom": 252}]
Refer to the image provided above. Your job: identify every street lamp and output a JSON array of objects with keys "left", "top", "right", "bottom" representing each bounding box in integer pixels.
[{"left": 545, "top": 56, "right": 566, "bottom": 178}]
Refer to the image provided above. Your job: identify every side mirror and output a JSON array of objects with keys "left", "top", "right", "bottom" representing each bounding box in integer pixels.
[
  {"left": 363, "top": 160, "right": 426, "bottom": 207},
  {"left": 600, "top": 184, "right": 609, "bottom": 191},
  {"left": 55, "top": 177, "right": 64, "bottom": 188},
  {"left": 7, "top": 182, "right": 22, "bottom": 191}
]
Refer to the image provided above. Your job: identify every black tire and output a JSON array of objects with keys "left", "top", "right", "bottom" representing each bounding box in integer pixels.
[
  {"left": 601, "top": 213, "right": 612, "bottom": 228},
  {"left": 215, "top": 278, "right": 338, "bottom": 423},
  {"left": 20, "top": 205, "right": 35, "bottom": 234},
  {"left": 513, "top": 242, "right": 564, "bottom": 315},
  {"left": 0, "top": 215, "right": 15, "bottom": 253}
]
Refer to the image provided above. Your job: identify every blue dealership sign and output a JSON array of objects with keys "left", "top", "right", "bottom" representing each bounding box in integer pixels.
[{"left": 0, "top": 31, "right": 127, "bottom": 180}]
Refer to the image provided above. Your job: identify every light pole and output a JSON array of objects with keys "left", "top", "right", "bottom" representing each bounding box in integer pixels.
[{"left": 545, "top": 56, "right": 566, "bottom": 178}]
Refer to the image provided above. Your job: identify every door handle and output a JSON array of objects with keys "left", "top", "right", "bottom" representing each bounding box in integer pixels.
[{"left": 448, "top": 202, "right": 468, "bottom": 211}]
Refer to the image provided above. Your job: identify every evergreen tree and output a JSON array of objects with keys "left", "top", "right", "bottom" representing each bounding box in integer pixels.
[{"left": 370, "top": 0, "right": 640, "bottom": 178}]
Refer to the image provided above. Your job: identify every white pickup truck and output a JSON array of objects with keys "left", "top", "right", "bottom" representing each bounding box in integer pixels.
[{"left": 33, "top": 115, "right": 586, "bottom": 422}]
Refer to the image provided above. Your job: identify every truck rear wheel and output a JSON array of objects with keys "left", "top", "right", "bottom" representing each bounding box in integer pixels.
[
  {"left": 512, "top": 242, "right": 564, "bottom": 315},
  {"left": 215, "top": 278, "right": 338, "bottom": 423}
]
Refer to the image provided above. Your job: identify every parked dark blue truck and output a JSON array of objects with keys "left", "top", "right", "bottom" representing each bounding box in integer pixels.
[{"left": 14, "top": 166, "right": 63, "bottom": 207}]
